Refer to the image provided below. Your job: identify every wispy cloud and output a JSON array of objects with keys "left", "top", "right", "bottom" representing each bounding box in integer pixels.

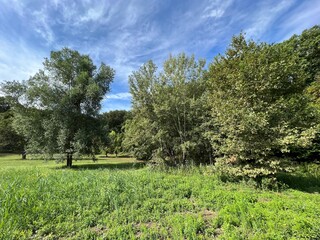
[
  {"left": 32, "top": 8, "right": 55, "bottom": 44},
  {"left": 0, "top": 0, "right": 319, "bottom": 111},
  {"left": 103, "top": 92, "right": 132, "bottom": 113},
  {"left": 277, "top": 0, "right": 320, "bottom": 41},
  {"left": 101, "top": 97, "right": 131, "bottom": 112},
  {"left": 202, "top": 0, "right": 233, "bottom": 19},
  {"left": 79, "top": 6, "right": 106, "bottom": 23},
  {"left": 105, "top": 92, "right": 131, "bottom": 100},
  {"left": 244, "top": 0, "right": 295, "bottom": 40},
  {"left": 0, "top": 37, "right": 45, "bottom": 81}
]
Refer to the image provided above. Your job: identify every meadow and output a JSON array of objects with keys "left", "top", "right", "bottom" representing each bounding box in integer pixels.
[{"left": 0, "top": 154, "right": 319, "bottom": 239}]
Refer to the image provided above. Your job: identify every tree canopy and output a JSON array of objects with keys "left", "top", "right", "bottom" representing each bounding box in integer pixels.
[
  {"left": 2, "top": 48, "right": 114, "bottom": 167},
  {"left": 124, "top": 26, "right": 320, "bottom": 179},
  {"left": 206, "top": 34, "right": 316, "bottom": 178},
  {"left": 0, "top": 97, "right": 24, "bottom": 152},
  {"left": 124, "top": 54, "right": 212, "bottom": 164},
  {"left": 101, "top": 110, "right": 131, "bottom": 133}
]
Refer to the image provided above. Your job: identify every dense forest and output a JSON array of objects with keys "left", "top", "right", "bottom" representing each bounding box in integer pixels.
[{"left": 1, "top": 25, "right": 319, "bottom": 180}]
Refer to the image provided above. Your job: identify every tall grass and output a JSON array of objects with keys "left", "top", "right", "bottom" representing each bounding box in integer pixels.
[{"left": 0, "top": 155, "right": 319, "bottom": 239}]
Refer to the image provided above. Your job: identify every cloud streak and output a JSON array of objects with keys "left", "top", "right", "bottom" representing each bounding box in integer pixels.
[
  {"left": 0, "top": 37, "right": 45, "bottom": 81},
  {"left": 105, "top": 92, "right": 132, "bottom": 100},
  {"left": 244, "top": 0, "right": 294, "bottom": 40},
  {"left": 0, "top": 0, "right": 319, "bottom": 111}
]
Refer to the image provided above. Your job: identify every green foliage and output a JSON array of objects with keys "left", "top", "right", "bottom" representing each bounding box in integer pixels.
[
  {"left": 0, "top": 96, "right": 10, "bottom": 112},
  {"left": 207, "top": 34, "right": 316, "bottom": 178},
  {"left": 124, "top": 54, "right": 212, "bottom": 164},
  {"left": 123, "top": 26, "right": 320, "bottom": 175},
  {"left": 108, "top": 130, "right": 123, "bottom": 156},
  {"left": 284, "top": 25, "right": 320, "bottom": 85},
  {"left": 123, "top": 116, "right": 155, "bottom": 160},
  {"left": 1, "top": 48, "right": 114, "bottom": 166},
  {"left": 283, "top": 26, "right": 320, "bottom": 162},
  {"left": 0, "top": 97, "right": 24, "bottom": 152},
  {"left": 101, "top": 110, "right": 131, "bottom": 133},
  {"left": 1, "top": 26, "right": 319, "bottom": 179},
  {"left": 123, "top": 60, "right": 158, "bottom": 160},
  {"left": 100, "top": 110, "right": 131, "bottom": 156},
  {"left": 0, "top": 155, "right": 319, "bottom": 239}
]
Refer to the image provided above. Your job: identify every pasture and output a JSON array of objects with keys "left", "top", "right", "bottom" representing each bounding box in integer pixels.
[{"left": 0, "top": 154, "right": 319, "bottom": 239}]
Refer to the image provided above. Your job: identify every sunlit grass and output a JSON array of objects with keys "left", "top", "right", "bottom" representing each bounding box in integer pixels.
[
  {"left": 0, "top": 154, "right": 319, "bottom": 239},
  {"left": 0, "top": 153, "right": 141, "bottom": 169}
]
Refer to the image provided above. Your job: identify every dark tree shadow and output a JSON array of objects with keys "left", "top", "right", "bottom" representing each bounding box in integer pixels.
[
  {"left": 56, "top": 162, "right": 146, "bottom": 170},
  {"left": 0, "top": 153, "right": 18, "bottom": 157},
  {"left": 99, "top": 155, "right": 133, "bottom": 159},
  {"left": 277, "top": 172, "right": 320, "bottom": 193}
]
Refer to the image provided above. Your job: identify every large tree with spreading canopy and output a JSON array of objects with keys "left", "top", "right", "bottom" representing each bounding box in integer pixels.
[{"left": 2, "top": 48, "right": 114, "bottom": 167}]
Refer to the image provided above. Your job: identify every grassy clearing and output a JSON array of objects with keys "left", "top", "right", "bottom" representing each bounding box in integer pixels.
[
  {"left": 0, "top": 155, "right": 319, "bottom": 239},
  {"left": 0, "top": 153, "right": 142, "bottom": 169}
]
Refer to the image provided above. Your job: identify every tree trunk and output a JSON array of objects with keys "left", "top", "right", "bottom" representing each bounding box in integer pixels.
[
  {"left": 22, "top": 151, "right": 26, "bottom": 160},
  {"left": 67, "top": 154, "right": 73, "bottom": 168},
  {"left": 182, "top": 150, "right": 187, "bottom": 165}
]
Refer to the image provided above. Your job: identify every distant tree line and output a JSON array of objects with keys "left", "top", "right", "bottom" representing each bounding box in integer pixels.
[
  {"left": 100, "top": 110, "right": 131, "bottom": 157},
  {"left": 1, "top": 26, "right": 319, "bottom": 179}
]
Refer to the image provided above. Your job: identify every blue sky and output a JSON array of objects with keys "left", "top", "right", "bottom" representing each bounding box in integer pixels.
[{"left": 0, "top": 0, "right": 319, "bottom": 112}]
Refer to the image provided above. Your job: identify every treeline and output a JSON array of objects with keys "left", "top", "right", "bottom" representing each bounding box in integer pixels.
[
  {"left": 1, "top": 26, "right": 319, "bottom": 179},
  {"left": 122, "top": 26, "right": 320, "bottom": 178}
]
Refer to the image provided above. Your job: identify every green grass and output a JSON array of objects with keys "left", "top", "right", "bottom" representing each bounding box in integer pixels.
[{"left": 0, "top": 154, "right": 319, "bottom": 239}]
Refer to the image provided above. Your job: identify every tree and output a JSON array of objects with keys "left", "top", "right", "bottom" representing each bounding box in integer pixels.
[
  {"left": 101, "top": 110, "right": 131, "bottom": 133},
  {"left": 283, "top": 25, "right": 320, "bottom": 162},
  {"left": 284, "top": 25, "right": 320, "bottom": 85},
  {"left": 123, "top": 116, "right": 155, "bottom": 160},
  {"left": 123, "top": 60, "right": 157, "bottom": 160},
  {"left": 152, "top": 54, "right": 211, "bottom": 164},
  {"left": 0, "top": 97, "right": 24, "bottom": 152},
  {"left": 0, "top": 97, "right": 10, "bottom": 112},
  {"left": 108, "top": 130, "right": 123, "bottom": 157},
  {"left": 2, "top": 48, "right": 114, "bottom": 167},
  {"left": 100, "top": 110, "right": 130, "bottom": 156},
  {"left": 124, "top": 54, "right": 212, "bottom": 164},
  {"left": 207, "top": 34, "right": 316, "bottom": 179}
]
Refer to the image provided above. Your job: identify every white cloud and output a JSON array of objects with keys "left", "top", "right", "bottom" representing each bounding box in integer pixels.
[
  {"left": 1, "top": 0, "right": 319, "bottom": 111},
  {"left": 203, "top": 0, "right": 233, "bottom": 19},
  {"left": 101, "top": 98, "right": 131, "bottom": 112},
  {"left": 105, "top": 92, "right": 131, "bottom": 100},
  {"left": 245, "top": 0, "right": 295, "bottom": 40},
  {"left": 278, "top": 0, "right": 320, "bottom": 41},
  {"left": 80, "top": 7, "right": 105, "bottom": 22},
  {"left": 32, "top": 8, "right": 55, "bottom": 44},
  {"left": 0, "top": 37, "right": 44, "bottom": 81}
]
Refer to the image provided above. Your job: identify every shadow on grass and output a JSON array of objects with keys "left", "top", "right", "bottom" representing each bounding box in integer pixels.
[
  {"left": 277, "top": 172, "right": 320, "bottom": 193},
  {"left": 0, "top": 153, "right": 20, "bottom": 157},
  {"left": 56, "top": 162, "right": 146, "bottom": 170},
  {"left": 98, "top": 155, "right": 133, "bottom": 159}
]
